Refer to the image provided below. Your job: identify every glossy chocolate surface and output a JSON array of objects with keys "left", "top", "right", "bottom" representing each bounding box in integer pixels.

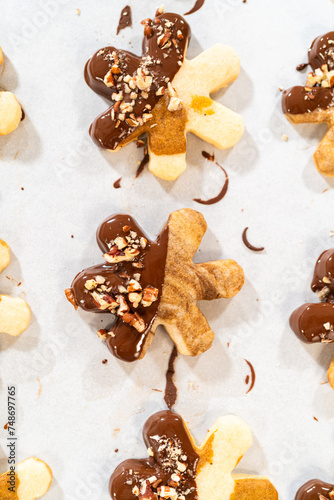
[
  {"left": 109, "top": 411, "right": 199, "bottom": 500},
  {"left": 68, "top": 214, "right": 168, "bottom": 362},
  {"left": 282, "top": 32, "right": 334, "bottom": 114},
  {"left": 295, "top": 479, "right": 334, "bottom": 500},
  {"left": 311, "top": 249, "right": 334, "bottom": 299},
  {"left": 290, "top": 249, "right": 334, "bottom": 344},
  {"left": 85, "top": 13, "right": 190, "bottom": 150}
]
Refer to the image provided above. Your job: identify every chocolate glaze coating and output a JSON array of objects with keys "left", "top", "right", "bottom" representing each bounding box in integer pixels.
[
  {"left": 85, "top": 13, "right": 190, "bottom": 150},
  {"left": 295, "top": 479, "right": 334, "bottom": 499},
  {"left": 289, "top": 302, "right": 334, "bottom": 343},
  {"left": 290, "top": 249, "right": 334, "bottom": 344},
  {"left": 68, "top": 214, "right": 168, "bottom": 362},
  {"left": 109, "top": 410, "right": 199, "bottom": 500},
  {"left": 282, "top": 32, "right": 334, "bottom": 114},
  {"left": 311, "top": 249, "right": 334, "bottom": 299}
]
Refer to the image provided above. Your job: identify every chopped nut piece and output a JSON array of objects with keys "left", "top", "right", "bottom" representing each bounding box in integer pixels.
[
  {"left": 156, "top": 5, "right": 165, "bottom": 15},
  {"left": 128, "top": 292, "right": 142, "bottom": 308},
  {"left": 142, "top": 286, "right": 158, "bottom": 305},
  {"left": 95, "top": 275, "right": 106, "bottom": 284},
  {"left": 65, "top": 288, "right": 77, "bottom": 309},
  {"left": 156, "top": 86, "right": 165, "bottom": 96},
  {"left": 128, "top": 279, "right": 142, "bottom": 292},
  {"left": 123, "top": 225, "right": 131, "bottom": 232},
  {"left": 91, "top": 291, "right": 118, "bottom": 310},
  {"left": 114, "top": 236, "right": 128, "bottom": 250},
  {"left": 97, "top": 329, "right": 108, "bottom": 341},
  {"left": 168, "top": 97, "right": 183, "bottom": 112},
  {"left": 147, "top": 447, "right": 154, "bottom": 457},
  {"left": 104, "top": 69, "right": 116, "bottom": 87},
  {"left": 116, "top": 295, "right": 130, "bottom": 315},
  {"left": 123, "top": 312, "right": 146, "bottom": 332},
  {"left": 85, "top": 279, "right": 97, "bottom": 290},
  {"left": 140, "top": 237, "right": 147, "bottom": 249},
  {"left": 323, "top": 276, "right": 331, "bottom": 284}
]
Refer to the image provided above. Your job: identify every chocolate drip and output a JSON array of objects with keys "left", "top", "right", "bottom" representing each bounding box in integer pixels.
[
  {"left": 201, "top": 150, "right": 214, "bottom": 161},
  {"left": 296, "top": 63, "right": 308, "bottom": 72},
  {"left": 68, "top": 214, "right": 168, "bottom": 362},
  {"left": 116, "top": 6, "right": 132, "bottom": 35},
  {"left": 290, "top": 249, "right": 334, "bottom": 344},
  {"left": 85, "top": 13, "right": 191, "bottom": 151},
  {"left": 164, "top": 346, "right": 178, "bottom": 409},
  {"left": 109, "top": 411, "right": 199, "bottom": 500},
  {"left": 282, "top": 32, "right": 334, "bottom": 114},
  {"left": 136, "top": 152, "right": 149, "bottom": 178},
  {"left": 184, "top": 0, "right": 205, "bottom": 15},
  {"left": 295, "top": 479, "right": 334, "bottom": 500},
  {"left": 193, "top": 163, "right": 229, "bottom": 205}
]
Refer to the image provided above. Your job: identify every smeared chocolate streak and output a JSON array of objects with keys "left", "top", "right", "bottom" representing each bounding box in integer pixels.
[
  {"left": 245, "top": 359, "right": 255, "bottom": 394},
  {"left": 113, "top": 177, "right": 122, "bottom": 189},
  {"left": 164, "top": 346, "right": 178, "bottom": 410},
  {"left": 194, "top": 162, "right": 229, "bottom": 205},
  {"left": 136, "top": 152, "right": 149, "bottom": 178},
  {"left": 116, "top": 6, "right": 132, "bottom": 35},
  {"left": 242, "top": 227, "right": 264, "bottom": 252},
  {"left": 296, "top": 63, "right": 308, "bottom": 71},
  {"left": 184, "top": 0, "right": 205, "bottom": 15},
  {"left": 201, "top": 150, "right": 215, "bottom": 161},
  {"left": 20, "top": 108, "right": 25, "bottom": 121},
  {"left": 295, "top": 479, "right": 334, "bottom": 500}
]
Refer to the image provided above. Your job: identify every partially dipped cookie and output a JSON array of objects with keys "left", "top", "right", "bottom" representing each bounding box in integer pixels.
[
  {"left": 85, "top": 8, "right": 244, "bottom": 180},
  {"left": 65, "top": 209, "right": 244, "bottom": 362},
  {"left": 290, "top": 249, "right": 334, "bottom": 389},
  {"left": 0, "top": 457, "right": 53, "bottom": 500},
  {"left": 295, "top": 479, "right": 334, "bottom": 499},
  {"left": 0, "top": 239, "right": 31, "bottom": 336},
  {"left": 109, "top": 410, "right": 278, "bottom": 500},
  {"left": 0, "top": 46, "right": 22, "bottom": 136},
  {"left": 282, "top": 32, "right": 334, "bottom": 177}
]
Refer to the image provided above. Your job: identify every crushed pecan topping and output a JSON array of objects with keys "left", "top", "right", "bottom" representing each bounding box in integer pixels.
[{"left": 83, "top": 225, "right": 160, "bottom": 335}]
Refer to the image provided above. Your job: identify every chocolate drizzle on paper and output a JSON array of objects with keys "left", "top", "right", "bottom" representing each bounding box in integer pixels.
[
  {"left": 245, "top": 359, "right": 256, "bottom": 394},
  {"left": 164, "top": 346, "right": 178, "bottom": 410},
  {"left": 113, "top": 177, "right": 122, "bottom": 189},
  {"left": 184, "top": 0, "right": 205, "bottom": 15},
  {"left": 194, "top": 162, "right": 229, "bottom": 205},
  {"left": 116, "top": 6, "right": 132, "bottom": 35},
  {"left": 242, "top": 227, "right": 264, "bottom": 252},
  {"left": 136, "top": 152, "right": 149, "bottom": 178}
]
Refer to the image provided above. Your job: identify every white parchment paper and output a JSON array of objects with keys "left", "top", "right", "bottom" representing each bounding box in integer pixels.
[{"left": 0, "top": 0, "right": 334, "bottom": 498}]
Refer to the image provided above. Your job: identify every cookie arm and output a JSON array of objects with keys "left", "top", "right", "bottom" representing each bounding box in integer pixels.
[
  {"left": 195, "top": 260, "right": 244, "bottom": 300},
  {"left": 196, "top": 416, "right": 252, "bottom": 500},
  {"left": 175, "top": 44, "right": 241, "bottom": 95},
  {"left": 160, "top": 303, "right": 215, "bottom": 356},
  {"left": 314, "top": 125, "right": 334, "bottom": 177},
  {"left": 231, "top": 475, "right": 278, "bottom": 500},
  {"left": 186, "top": 101, "right": 244, "bottom": 149}
]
